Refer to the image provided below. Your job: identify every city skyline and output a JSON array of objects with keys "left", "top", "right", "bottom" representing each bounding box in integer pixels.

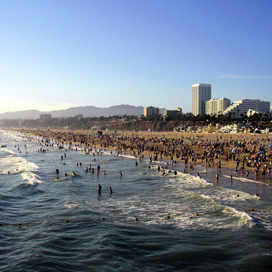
[{"left": 1, "top": 0, "right": 272, "bottom": 114}]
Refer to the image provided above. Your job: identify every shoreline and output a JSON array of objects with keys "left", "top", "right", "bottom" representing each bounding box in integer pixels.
[{"left": 9, "top": 128, "right": 272, "bottom": 183}]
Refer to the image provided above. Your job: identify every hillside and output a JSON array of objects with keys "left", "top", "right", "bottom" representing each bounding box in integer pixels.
[{"left": 0, "top": 105, "right": 157, "bottom": 119}]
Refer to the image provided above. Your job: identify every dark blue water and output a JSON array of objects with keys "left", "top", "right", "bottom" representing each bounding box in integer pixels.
[{"left": 1, "top": 130, "right": 272, "bottom": 271}]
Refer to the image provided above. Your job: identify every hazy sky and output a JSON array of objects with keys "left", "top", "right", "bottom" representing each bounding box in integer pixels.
[{"left": 1, "top": 0, "right": 272, "bottom": 114}]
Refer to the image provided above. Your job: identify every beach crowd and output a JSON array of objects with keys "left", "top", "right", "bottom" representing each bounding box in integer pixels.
[{"left": 19, "top": 128, "right": 272, "bottom": 182}]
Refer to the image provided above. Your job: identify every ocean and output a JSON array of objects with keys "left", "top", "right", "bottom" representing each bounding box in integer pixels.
[{"left": 1, "top": 129, "right": 272, "bottom": 271}]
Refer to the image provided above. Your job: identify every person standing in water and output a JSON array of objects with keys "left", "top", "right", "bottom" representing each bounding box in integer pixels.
[{"left": 98, "top": 184, "right": 102, "bottom": 194}]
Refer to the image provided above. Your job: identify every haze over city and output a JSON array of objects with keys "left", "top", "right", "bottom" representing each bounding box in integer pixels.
[{"left": 1, "top": 0, "right": 272, "bottom": 114}]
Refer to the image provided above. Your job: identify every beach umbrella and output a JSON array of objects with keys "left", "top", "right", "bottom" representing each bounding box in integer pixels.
[
  {"left": 251, "top": 154, "right": 258, "bottom": 158},
  {"left": 258, "top": 151, "right": 264, "bottom": 154}
]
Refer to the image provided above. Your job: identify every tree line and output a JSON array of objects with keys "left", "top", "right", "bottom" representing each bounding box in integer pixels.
[{"left": 0, "top": 112, "right": 271, "bottom": 131}]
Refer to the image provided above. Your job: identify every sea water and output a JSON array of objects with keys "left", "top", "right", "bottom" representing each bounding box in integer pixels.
[{"left": 1, "top": 129, "right": 272, "bottom": 271}]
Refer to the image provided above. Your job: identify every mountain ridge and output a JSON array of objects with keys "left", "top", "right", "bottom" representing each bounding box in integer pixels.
[{"left": 0, "top": 105, "right": 166, "bottom": 119}]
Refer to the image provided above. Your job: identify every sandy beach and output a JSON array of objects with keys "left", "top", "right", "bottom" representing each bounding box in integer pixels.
[{"left": 17, "top": 128, "right": 272, "bottom": 182}]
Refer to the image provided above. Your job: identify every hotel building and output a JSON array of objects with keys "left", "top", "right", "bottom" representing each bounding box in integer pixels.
[
  {"left": 192, "top": 83, "right": 211, "bottom": 116},
  {"left": 144, "top": 106, "right": 160, "bottom": 118},
  {"left": 205, "top": 98, "right": 231, "bottom": 116},
  {"left": 223, "top": 99, "right": 271, "bottom": 119}
]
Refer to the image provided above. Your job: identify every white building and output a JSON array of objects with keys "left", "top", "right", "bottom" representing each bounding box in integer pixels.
[
  {"left": 144, "top": 106, "right": 160, "bottom": 118},
  {"left": 205, "top": 98, "right": 231, "bottom": 116},
  {"left": 192, "top": 83, "right": 211, "bottom": 116},
  {"left": 223, "top": 99, "right": 270, "bottom": 119}
]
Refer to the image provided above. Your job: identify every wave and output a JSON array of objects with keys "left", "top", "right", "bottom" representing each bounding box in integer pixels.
[
  {"left": 0, "top": 130, "right": 26, "bottom": 142},
  {"left": 0, "top": 145, "right": 43, "bottom": 186},
  {"left": 0, "top": 147, "right": 16, "bottom": 155},
  {"left": 21, "top": 171, "right": 44, "bottom": 186},
  {"left": 223, "top": 175, "right": 269, "bottom": 185},
  {"left": 0, "top": 154, "right": 39, "bottom": 175},
  {"left": 65, "top": 182, "right": 254, "bottom": 231}
]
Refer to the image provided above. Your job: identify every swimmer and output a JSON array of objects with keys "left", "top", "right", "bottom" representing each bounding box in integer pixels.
[
  {"left": 72, "top": 171, "right": 76, "bottom": 176},
  {"left": 197, "top": 172, "right": 201, "bottom": 179},
  {"left": 120, "top": 171, "right": 122, "bottom": 178},
  {"left": 64, "top": 172, "right": 68, "bottom": 177},
  {"left": 98, "top": 184, "right": 102, "bottom": 194},
  {"left": 216, "top": 173, "right": 219, "bottom": 181},
  {"left": 110, "top": 187, "right": 113, "bottom": 194},
  {"left": 56, "top": 169, "right": 59, "bottom": 174}
]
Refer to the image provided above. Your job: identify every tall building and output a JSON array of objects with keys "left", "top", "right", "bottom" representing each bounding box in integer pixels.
[
  {"left": 223, "top": 99, "right": 271, "bottom": 119},
  {"left": 192, "top": 83, "right": 211, "bottom": 116},
  {"left": 205, "top": 98, "right": 231, "bottom": 116},
  {"left": 144, "top": 106, "right": 159, "bottom": 118}
]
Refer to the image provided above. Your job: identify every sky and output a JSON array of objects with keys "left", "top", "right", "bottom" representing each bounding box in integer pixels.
[{"left": 0, "top": 0, "right": 272, "bottom": 114}]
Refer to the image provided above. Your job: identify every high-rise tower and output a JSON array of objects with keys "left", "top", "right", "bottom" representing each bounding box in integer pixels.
[{"left": 192, "top": 83, "right": 211, "bottom": 116}]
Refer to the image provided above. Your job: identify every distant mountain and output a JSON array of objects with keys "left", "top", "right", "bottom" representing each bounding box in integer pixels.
[
  {"left": 0, "top": 105, "right": 166, "bottom": 120},
  {"left": 0, "top": 110, "right": 41, "bottom": 120}
]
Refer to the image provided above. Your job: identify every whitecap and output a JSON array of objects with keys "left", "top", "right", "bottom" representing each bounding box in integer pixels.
[{"left": 21, "top": 171, "right": 43, "bottom": 185}]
